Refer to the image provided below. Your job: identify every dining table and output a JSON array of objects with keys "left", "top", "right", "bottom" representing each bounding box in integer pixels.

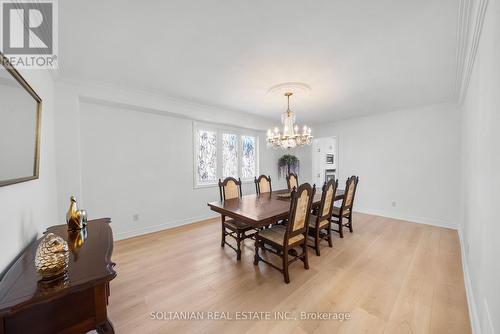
[{"left": 208, "top": 188, "right": 345, "bottom": 228}]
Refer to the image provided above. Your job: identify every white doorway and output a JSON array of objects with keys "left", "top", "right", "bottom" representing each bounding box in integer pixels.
[{"left": 312, "top": 136, "right": 338, "bottom": 187}]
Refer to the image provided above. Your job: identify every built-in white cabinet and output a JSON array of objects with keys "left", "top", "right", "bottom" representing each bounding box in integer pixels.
[{"left": 312, "top": 137, "right": 337, "bottom": 187}]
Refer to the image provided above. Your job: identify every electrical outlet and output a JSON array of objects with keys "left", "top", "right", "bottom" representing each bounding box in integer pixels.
[
  {"left": 391, "top": 201, "right": 396, "bottom": 207},
  {"left": 132, "top": 214, "right": 139, "bottom": 222}
]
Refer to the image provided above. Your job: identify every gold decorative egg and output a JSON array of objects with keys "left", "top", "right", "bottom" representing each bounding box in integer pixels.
[{"left": 35, "top": 233, "right": 69, "bottom": 280}]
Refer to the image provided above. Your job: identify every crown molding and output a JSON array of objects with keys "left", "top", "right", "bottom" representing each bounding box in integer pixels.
[
  {"left": 54, "top": 77, "right": 275, "bottom": 131},
  {"left": 455, "top": 0, "right": 471, "bottom": 98},
  {"left": 455, "top": 0, "right": 489, "bottom": 103}
]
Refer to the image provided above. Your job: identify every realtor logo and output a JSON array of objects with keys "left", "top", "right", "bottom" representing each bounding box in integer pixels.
[{"left": 0, "top": 0, "right": 58, "bottom": 69}]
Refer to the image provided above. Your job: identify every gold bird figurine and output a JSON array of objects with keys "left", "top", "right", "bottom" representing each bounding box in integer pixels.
[{"left": 66, "top": 196, "right": 88, "bottom": 231}]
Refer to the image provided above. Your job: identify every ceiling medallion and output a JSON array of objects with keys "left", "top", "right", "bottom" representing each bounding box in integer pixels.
[
  {"left": 266, "top": 92, "right": 312, "bottom": 150},
  {"left": 267, "top": 82, "right": 311, "bottom": 96}
]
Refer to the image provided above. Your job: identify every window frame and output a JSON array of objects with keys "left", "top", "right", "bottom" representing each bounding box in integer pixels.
[{"left": 193, "top": 122, "right": 259, "bottom": 189}]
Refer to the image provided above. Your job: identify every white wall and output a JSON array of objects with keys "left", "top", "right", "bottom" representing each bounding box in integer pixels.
[
  {"left": 307, "top": 103, "right": 461, "bottom": 229},
  {"left": 54, "top": 80, "right": 282, "bottom": 223},
  {"left": 460, "top": 0, "right": 499, "bottom": 332},
  {"left": 78, "top": 101, "right": 281, "bottom": 239},
  {"left": 54, "top": 81, "right": 285, "bottom": 239},
  {"left": 0, "top": 70, "right": 58, "bottom": 274}
]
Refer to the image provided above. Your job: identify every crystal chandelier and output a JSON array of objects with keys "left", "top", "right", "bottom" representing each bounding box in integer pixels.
[{"left": 266, "top": 92, "right": 312, "bottom": 149}]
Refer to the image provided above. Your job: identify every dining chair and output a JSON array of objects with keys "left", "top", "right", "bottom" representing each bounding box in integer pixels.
[
  {"left": 308, "top": 178, "right": 338, "bottom": 256},
  {"left": 254, "top": 175, "right": 272, "bottom": 195},
  {"left": 286, "top": 172, "right": 298, "bottom": 190},
  {"left": 254, "top": 183, "right": 316, "bottom": 283},
  {"left": 218, "top": 177, "right": 255, "bottom": 260},
  {"left": 331, "top": 176, "right": 359, "bottom": 238}
]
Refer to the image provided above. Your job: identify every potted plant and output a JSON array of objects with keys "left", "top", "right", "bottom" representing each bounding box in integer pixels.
[{"left": 278, "top": 154, "right": 300, "bottom": 178}]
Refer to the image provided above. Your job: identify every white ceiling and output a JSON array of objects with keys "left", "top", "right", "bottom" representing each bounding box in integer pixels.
[{"left": 59, "top": 0, "right": 459, "bottom": 124}]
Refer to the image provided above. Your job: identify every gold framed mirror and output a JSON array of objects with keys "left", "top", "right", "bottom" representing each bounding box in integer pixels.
[{"left": 0, "top": 51, "right": 42, "bottom": 187}]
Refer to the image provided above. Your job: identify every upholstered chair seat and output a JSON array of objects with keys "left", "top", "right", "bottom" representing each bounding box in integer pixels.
[
  {"left": 332, "top": 207, "right": 350, "bottom": 217},
  {"left": 258, "top": 225, "right": 304, "bottom": 246},
  {"left": 308, "top": 214, "right": 329, "bottom": 229},
  {"left": 224, "top": 219, "right": 252, "bottom": 231}
]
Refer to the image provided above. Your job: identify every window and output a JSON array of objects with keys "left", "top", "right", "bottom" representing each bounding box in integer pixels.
[
  {"left": 241, "top": 135, "right": 256, "bottom": 179},
  {"left": 194, "top": 124, "right": 258, "bottom": 187},
  {"left": 222, "top": 133, "right": 238, "bottom": 178},
  {"left": 196, "top": 130, "right": 217, "bottom": 184}
]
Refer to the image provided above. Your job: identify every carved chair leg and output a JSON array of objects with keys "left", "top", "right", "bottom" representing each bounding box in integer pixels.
[
  {"left": 327, "top": 226, "right": 333, "bottom": 247},
  {"left": 315, "top": 228, "right": 321, "bottom": 256},
  {"left": 282, "top": 249, "right": 290, "bottom": 284},
  {"left": 348, "top": 216, "right": 353, "bottom": 233},
  {"left": 221, "top": 222, "right": 226, "bottom": 247},
  {"left": 339, "top": 219, "right": 344, "bottom": 238},
  {"left": 253, "top": 239, "right": 260, "bottom": 265},
  {"left": 303, "top": 242, "right": 310, "bottom": 270},
  {"left": 236, "top": 232, "right": 242, "bottom": 260}
]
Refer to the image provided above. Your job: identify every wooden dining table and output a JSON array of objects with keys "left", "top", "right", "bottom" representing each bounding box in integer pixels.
[{"left": 208, "top": 189, "right": 345, "bottom": 228}]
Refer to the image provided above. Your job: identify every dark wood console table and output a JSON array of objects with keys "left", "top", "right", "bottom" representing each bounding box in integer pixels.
[{"left": 0, "top": 218, "right": 117, "bottom": 334}]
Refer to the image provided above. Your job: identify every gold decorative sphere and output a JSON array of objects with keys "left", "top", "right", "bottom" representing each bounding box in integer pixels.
[{"left": 35, "top": 233, "right": 69, "bottom": 280}]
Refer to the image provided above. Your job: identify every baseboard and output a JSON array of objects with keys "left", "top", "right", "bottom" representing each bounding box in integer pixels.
[
  {"left": 458, "top": 227, "right": 481, "bottom": 334},
  {"left": 354, "top": 207, "right": 457, "bottom": 230},
  {"left": 114, "top": 213, "right": 219, "bottom": 241}
]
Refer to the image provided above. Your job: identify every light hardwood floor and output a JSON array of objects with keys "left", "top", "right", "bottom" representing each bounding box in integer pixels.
[{"left": 108, "top": 213, "right": 471, "bottom": 334}]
